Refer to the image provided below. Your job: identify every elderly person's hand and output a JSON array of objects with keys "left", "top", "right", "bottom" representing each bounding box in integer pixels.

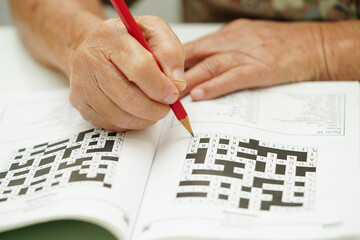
[
  {"left": 182, "top": 19, "right": 360, "bottom": 100},
  {"left": 69, "top": 16, "right": 185, "bottom": 131},
  {"left": 11, "top": 0, "right": 185, "bottom": 132}
]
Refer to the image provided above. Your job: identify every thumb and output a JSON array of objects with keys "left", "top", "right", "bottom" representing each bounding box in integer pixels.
[{"left": 136, "top": 15, "right": 186, "bottom": 91}]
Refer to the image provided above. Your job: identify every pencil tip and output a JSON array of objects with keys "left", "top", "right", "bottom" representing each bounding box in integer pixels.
[{"left": 179, "top": 117, "right": 194, "bottom": 138}]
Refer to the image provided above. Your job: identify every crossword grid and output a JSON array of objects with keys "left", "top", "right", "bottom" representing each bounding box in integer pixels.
[
  {"left": 176, "top": 133, "right": 317, "bottom": 211},
  {"left": 0, "top": 129, "right": 124, "bottom": 202}
]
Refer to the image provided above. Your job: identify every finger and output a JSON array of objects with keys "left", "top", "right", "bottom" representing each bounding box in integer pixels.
[
  {"left": 184, "top": 25, "right": 258, "bottom": 70},
  {"left": 90, "top": 59, "right": 170, "bottom": 122},
  {"left": 190, "top": 65, "right": 271, "bottom": 101},
  {"left": 136, "top": 15, "right": 186, "bottom": 91},
  {"left": 182, "top": 51, "right": 249, "bottom": 97},
  {"left": 88, "top": 87, "right": 157, "bottom": 130},
  {"left": 79, "top": 106, "right": 127, "bottom": 132},
  {"left": 108, "top": 33, "right": 179, "bottom": 105},
  {"left": 184, "top": 34, "right": 220, "bottom": 69},
  {"left": 69, "top": 86, "right": 126, "bottom": 132},
  {"left": 70, "top": 79, "right": 156, "bottom": 130}
]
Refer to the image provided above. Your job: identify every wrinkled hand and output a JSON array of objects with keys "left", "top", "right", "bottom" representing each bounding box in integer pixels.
[
  {"left": 182, "top": 19, "right": 329, "bottom": 100},
  {"left": 69, "top": 16, "right": 185, "bottom": 131}
]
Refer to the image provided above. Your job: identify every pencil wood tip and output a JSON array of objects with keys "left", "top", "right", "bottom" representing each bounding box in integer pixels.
[{"left": 179, "top": 116, "right": 194, "bottom": 137}]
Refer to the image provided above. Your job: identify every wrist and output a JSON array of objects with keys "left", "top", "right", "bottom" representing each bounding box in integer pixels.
[
  {"left": 284, "top": 21, "right": 331, "bottom": 82},
  {"left": 318, "top": 20, "right": 360, "bottom": 80}
]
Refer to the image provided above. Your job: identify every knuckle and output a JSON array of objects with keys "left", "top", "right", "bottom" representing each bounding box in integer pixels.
[
  {"left": 73, "top": 46, "right": 101, "bottom": 74},
  {"left": 113, "top": 115, "right": 136, "bottom": 129},
  {"left": 131, "top": 53, "right": 153, "bottom": 78},
  {"left": 79, "top": 107, "right": 95, "bottom": 123},
  {"left": 69, "top": 84, "right": 89, "bottom": 114},
  {"left": 161, "top": 42, "right": 185, "bottom": 60},
  {"left": 132, "top": 119, "right": 156, "bottom": 129},
  {"left": 111, "top": 112, "right": 156, "bottom": 130},
  {"left": 101, "top": 19, "right": 113, "bottom": 27},
  {"left": 235, "top": 18, "right": 251, "bottom": 24},
  {"left": 155, "top": 83, "right": 177, "bottom": 102},
  {"left": 99, "top": 21, "right": 112, "bottom": 32},
  {"left": 201, "top": 57, "right": 219, "bottom": 78},
  {"left": 142, "top": 104, "right": 169, "bottom": 121},
  {"left": 106, "top": 125, "right": 126, "bottom": 132},
  {"left": 123, "top": 94, "right": 147, "bottom": 114},
  {"left": 72, "top": 47, "right": 89, "bottom": 67},
  {"left": 156, "top": 105, "right": 171, "bottom": 119},
  {"left": 92, "top": 19, "right": 127, "bottom": 42},
  {"left": 69, "top": 74, "right": 83, "bottom": 92},
  {"left": 98, "top": 19, "right": 117, "bottom": 33},
  {"left": 230, "top": 18, "right": 251, "bottom": 27},
  {"left": 185, "top": 41, "right": 197, "bottom": 57},
  {"left": 205, "top": 81, "right": 219, "bottom": 94},
  {"left": 141, "top": 15, "right": 164, "bottom": 24},
  {"left": 119, "top": 117, "right": 133, "bottom": 129},
  {"left": 68, "top": 90, "right": 78, "bottom": 108},
  {"left": 232, "top": 66, "right": 248, "bottom": 78}
]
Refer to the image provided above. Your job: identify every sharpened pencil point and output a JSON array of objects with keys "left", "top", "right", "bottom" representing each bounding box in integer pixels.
[{"left": 179, "top": 116, "right": 194, "bottom": 137}]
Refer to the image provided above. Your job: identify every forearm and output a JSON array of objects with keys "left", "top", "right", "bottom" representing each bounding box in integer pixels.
[
  {"left": 320, "top": 20, "right": 360, "bottom": 81},
  {"left": 10, "top": 0, "right": 105, "bottom": 77}
]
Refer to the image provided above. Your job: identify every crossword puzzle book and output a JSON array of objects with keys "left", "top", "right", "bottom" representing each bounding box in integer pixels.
[{"left": 0, "top": 81, "right": 359, "bottom": 240}]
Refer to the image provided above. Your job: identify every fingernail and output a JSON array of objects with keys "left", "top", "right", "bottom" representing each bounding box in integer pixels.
[
  {"left": 172, "top": 68, "right": 186, "bottom": 91},
  {"left": 191, "top": 88, "right": 204, "bottom": 100},
  {"left": 163, "top": 92, "right": 178, "bottom": 104}
]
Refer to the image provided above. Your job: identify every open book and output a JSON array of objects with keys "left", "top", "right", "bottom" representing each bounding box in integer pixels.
[{"left": 0, "top": 81, "right": 359, "bottom": 240}]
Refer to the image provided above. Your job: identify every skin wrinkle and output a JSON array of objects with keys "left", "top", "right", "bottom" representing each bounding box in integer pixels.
[
  {"left": 85, "top": 54, "right": 138, "bottom": 121},
  {"left": 73, "top": 54, "right": 106, "bottom": 119},
  {"left": 323, "top": 21, "right": 360, "bottom": 80},
  {"left": 89, "top": 54, "right": 135, "bottom": 118},
  {"left": 94, "top": 53, "right": 167, "bottom": 122},
  {"left": 86, "top": 84, "right": 131, "bottom": 129},
  {"left": 199, "top": 54, "right": 221, "bottom": 79},
  {"left": 82, "top": 91, "right": 99, "bottom": 122},
  {"left": 186, "top": 45, "right": 206, "bottom": 68},
  {"left": 186, "top": 53, "right": 256, "bottom": 96},
  {"left": 107, "top": 59, "right": 162, "bottom": 119},
  {"left": 299, "top": 23, "right": 326, "bottom": 81},
  {"left": 118, "top": 84, "right": 148, "bottom": 117},
  {"left": 315, "top": 25, "right": 330, "bottom": 81},
  {"left": 233, "top": 49, "right": 268, "bottom": 67},
  {"left": 270, "top": 23, "right": 320, "bottom": 81}
]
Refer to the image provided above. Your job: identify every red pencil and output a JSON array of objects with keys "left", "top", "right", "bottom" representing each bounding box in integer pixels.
[{"left": 110, "top": 0, "right": 194, "bottom": 137}]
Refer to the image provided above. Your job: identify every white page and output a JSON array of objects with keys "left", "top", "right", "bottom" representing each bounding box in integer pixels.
[
  {"left": 0, "top": 89, "right": 161, "bottom": 239},
  {"left": 133, "top": 81, "right": 360, "bottom": 240}
]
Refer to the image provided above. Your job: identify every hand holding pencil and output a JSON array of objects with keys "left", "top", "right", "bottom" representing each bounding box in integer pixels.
[
  {"left": 66, "top": 5, "right": 191, "bottom": 133},
  {"left": 109, "top": 0, "right": 193, "bottom": 136}
]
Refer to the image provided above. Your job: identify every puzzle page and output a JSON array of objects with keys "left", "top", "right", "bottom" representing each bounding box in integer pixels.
[
  {"left": 133, "top": 82, "right": 360, "bottom": 240},
  {"left": 0, "top": 89, "right": 162, "bottom": 239}
]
